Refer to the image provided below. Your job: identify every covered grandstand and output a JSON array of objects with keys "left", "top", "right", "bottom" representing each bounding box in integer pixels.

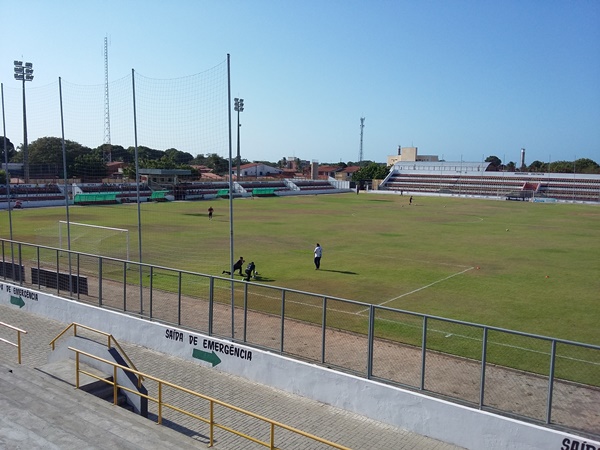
[{"left": 379, "top": 161, "right": 600, "bottom": 203}]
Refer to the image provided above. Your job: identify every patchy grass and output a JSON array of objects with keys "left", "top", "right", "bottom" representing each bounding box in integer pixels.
[{"left": 3, "top": 193, "right": 599, "bottom": 345}]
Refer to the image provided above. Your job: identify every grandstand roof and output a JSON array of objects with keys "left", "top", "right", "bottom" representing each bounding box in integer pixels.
[{"left": 392, "top": 161, "right": 490, "bottom": 174}]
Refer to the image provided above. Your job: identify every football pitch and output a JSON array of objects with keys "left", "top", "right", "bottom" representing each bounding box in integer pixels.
[{"left": 4, "top": 193, "right": 599, "bottom": 345}]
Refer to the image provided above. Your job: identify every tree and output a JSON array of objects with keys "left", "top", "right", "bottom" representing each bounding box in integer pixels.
[
  {"left": 528, "top": 160, "right": 547, "bottom": 172},
  {"left": 94, "top": 144, "right": 132, "bottom": 163},
  {"left": 547, "top": 159, "right": 600, "bottom": 174},
  {"left": 505, "top": 161, "right": 516, "bottom": 172},
  {"left": 352, "top": 162, "right": 389, "bottom": 182},
  {"left": 205, "top": 153, "right": 230, "bottom": 175},
  {"left": 71, "top": 153, "right": 108, "bottom": 179},
  {"left": 165, "top": 148, "right": 194, "bottom": 164},
  {"left": 485, "top": 156, "right": 502, "bottom": 171},
  {"left": 574, "top": 158, "right": 600, "bottom": 174},
  {"left": 1, "top": 136, "right": 16, "bottom": 162}
]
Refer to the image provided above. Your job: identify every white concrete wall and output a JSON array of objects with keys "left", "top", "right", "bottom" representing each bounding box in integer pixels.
[{"left": 1, "top": 282, "right": 597, "bottom": 450}]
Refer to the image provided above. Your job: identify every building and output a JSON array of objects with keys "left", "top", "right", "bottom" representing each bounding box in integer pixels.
[
  {"left": 387, "top": 146, "right": 439, "bottom": 166},
  {"left": 239, "top": 163, "right": 282, "bottom": 178}
]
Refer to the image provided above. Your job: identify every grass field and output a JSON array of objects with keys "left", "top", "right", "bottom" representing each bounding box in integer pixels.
[{"left": 3, "top": 193, "right": 599, "bottom": 345}]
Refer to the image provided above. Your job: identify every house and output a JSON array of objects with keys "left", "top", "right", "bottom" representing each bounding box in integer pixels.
[
  {"left": 239, "top": 163, "right": 282, "bottom": 178},
  {"left": 334, "top": 166, "right": 361, "bottom": 181}
]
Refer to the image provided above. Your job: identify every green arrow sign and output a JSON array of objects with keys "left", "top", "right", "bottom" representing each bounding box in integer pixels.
[
  {"left": 192, "top": 348, "right": 221, "bottom": 367},
  {"left": 10, "top": 296, "right": 25, "bottom": 308}
]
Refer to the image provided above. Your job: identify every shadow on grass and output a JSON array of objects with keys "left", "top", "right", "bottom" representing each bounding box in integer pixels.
[
  {"left": 318, "top": 269, "right": 357, "bottom": 275},
  {"left": 245, "top": 276, "right": 275, "bottom": 282},
  {"left": 183, "top": 213, "right": 211, "bottom": 218}
]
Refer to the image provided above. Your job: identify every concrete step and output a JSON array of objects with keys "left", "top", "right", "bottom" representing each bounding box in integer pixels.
[{"left": 0, "top": 361, "right": 207, "bottom": 450}]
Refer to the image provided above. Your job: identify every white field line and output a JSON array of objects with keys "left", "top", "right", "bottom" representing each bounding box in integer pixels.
[
  {"left": 213, "top": 284, "right": 599, "bottom": 367},
  {"left": 357, "top": 266, "right": 475, "bottom": 314}
]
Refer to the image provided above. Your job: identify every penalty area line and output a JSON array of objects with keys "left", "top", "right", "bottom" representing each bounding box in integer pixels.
[{"left": 358, "top": 266, "right": 476, "bottom": 313}]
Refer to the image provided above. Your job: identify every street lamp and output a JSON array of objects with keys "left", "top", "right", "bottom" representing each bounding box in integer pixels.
[
  {"left": 234, "top": 98, "right": 244, "bottom": 179},
  {"left": 14, "top": 61, "right": 33, "bottom": 183}
]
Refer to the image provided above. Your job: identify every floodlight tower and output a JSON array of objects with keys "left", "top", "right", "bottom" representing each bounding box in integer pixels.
[
  {"left": 14, "top": 60, "right": 33, "bottom": 183},
  {"left": 103, "top": 36, "right": 112, "bottom": 162},
  {"left": 234, "top": 98, "right": 244, "bottom": 179},
  {"left": 358, "top": 117, "right": 365, "bottom": 165}
]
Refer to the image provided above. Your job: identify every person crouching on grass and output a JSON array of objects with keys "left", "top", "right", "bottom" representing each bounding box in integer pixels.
[
  {"left": 223, "top": 256, "right": 244, "bottom": 276},
  {"left": 244, "top": 261, "right": 256, "bottom": 281}
]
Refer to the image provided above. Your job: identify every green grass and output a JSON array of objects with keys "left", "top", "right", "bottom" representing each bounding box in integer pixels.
[{"left": 3, "top": 193, "right": 599, "bottom": 347}]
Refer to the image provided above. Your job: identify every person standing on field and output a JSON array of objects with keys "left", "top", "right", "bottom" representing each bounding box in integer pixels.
[
  {"left": 314, "top": 243, "right": 322, "bottom": 270},
  {"left": 208, "top": 206, "right": 214, "bottom": 220}
]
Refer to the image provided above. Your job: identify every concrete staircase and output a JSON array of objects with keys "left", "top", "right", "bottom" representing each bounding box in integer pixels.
[{"left": 0, "top": 360, "right": 205, "bottom": 449}]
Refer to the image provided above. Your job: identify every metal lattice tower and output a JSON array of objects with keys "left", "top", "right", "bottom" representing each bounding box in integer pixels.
[
  {"left": 358, "top": 117, "right": 365, "bottom": 164},
  {"left": 103, "top": 36, "right": 112, "bottom": 162}
]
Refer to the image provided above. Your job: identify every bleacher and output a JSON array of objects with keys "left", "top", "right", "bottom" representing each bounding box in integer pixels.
[
  {"left": 1, "top": 184, "right": 64, "bottom": 202},
  {"left": 379, "top": 171, "right": 600, "bottom": 202},
  {"left": 238, "top": 181, "right": 290, "bottom": 196},
  {"left": 293, "top": 180, "right": 336, "bottom": 191},
  {"left": 173, "top": 182, "right": 230, "bottom": 200}
]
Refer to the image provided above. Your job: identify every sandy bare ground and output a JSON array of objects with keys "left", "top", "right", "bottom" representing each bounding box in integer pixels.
[{"left": 11, "top": 264, "right": 600, "bottom": 438}]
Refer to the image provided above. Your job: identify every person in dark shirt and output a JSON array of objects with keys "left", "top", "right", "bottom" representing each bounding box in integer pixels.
[{"left": 223, "top": 256, "right": 245, "bottom": 275}]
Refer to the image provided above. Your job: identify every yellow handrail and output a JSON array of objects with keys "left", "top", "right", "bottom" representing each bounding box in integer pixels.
[
  {"left": 69, "top": 347, "right": 352, "bottom": 450},
  {"left": 50, "top": 323, "right": 143, "bottom": 384},
  {"left": 0, "top": 321, "right": 28, "bottom": 364}
]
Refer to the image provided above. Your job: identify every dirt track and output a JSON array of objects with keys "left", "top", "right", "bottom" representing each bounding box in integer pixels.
[{"left": 15, "top": 267, "right": 600, "bottom": 438}]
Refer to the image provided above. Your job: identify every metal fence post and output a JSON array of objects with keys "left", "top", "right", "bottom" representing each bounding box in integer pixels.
[
  {"left": 149, "top": 266, "right": 153, "bottom": 319},
  {"left": 178, "top": 271, "right": 182, "bottom": 325},
  {"left": 546, "top": 339, "right": 557, "bottom": 424},
  {"left": 479, "top": 327, "right": 488, "bottom": 409},
  {"left": 208, "top": 277, "right": 214, "bottom": 336},
  {"left": 123, "top": 261, "right": 127, "bottom": 311},
  {"left": 321, "top": 297, "right": 327, "bottom": 364},
  {"left": 98, "top": 257, "right": 103, "bottom": 306},
  {"left": 18, "top": 243, "right": 23, "bottom": 286},
  {"left": 243, "top": 282, "right": 248, "bottom": 342},
  {"left": 421, "top": 316, "right": 427, "bottom": 391},
  {"left": 280, "top": 290, "right": 285, "bottom": 354},
  {"left": 367, "top": 304, "right": 375, "bottom": 379}
]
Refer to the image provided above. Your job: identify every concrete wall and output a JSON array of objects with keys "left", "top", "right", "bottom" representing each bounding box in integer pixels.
[{"left": 1, "top": 282, "right": 598, "bottom": 450}]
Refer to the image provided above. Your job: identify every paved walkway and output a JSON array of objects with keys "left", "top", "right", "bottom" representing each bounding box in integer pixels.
[{"left": 0, "top": 304, "right": 464, "bottom": 449}]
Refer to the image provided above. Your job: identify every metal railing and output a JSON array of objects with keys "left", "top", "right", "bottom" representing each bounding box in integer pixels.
[
  {"left": 0, "top": 321, "right": 27, "bottom": 364},
  {"left": 2, "top": 238, "right": 599, "bottom": 439},
  {"left": 49, "top": 322, "right": 144, "bottom": 385},
  {"left": 69, "top": 347, "right": 351, "bottom": 449}
]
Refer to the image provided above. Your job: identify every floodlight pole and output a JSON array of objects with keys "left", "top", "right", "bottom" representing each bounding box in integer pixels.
[
  {"left": 227, "top": 55, "right": 236, "bottom": 338},
  {"left": 234, "top": 98, "right": 244, "bottom": 180},
  {"left": 14, "top": 61, "right": 33, "bottom": 184}
]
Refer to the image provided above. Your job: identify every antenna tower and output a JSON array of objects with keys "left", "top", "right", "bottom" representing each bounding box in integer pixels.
[
  {"left": 103, "top": 36, "right": 112, "bottom": 162},
  {"left": 358, "top": 117, "right": 365, "bottom": 164}
]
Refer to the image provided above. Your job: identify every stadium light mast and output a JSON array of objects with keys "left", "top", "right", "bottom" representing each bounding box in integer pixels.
[
  {"left": 14, "top": 61, "right": 33, "bottom": 183},
  {"left": 234, "top": 98, "right": 244, "bottom": 180}
]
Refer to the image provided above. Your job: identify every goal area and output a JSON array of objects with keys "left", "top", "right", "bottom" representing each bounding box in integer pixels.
[{"left": 58, "top": 221, "right": 130, "bottom": 261}]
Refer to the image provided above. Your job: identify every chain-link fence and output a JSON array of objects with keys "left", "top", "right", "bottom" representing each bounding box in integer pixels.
[{"left": 2, "top": 238, "right": 599, "bottom": 439}]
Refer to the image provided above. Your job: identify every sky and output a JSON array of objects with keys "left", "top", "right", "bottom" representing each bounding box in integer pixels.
[{"left": 1, "top": 0, "right": 599, "bottom": 166}]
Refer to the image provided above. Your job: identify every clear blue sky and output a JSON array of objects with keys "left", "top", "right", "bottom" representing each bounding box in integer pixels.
[{"left": 2, "top": 0, "right": 599, "bottom": 165}]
